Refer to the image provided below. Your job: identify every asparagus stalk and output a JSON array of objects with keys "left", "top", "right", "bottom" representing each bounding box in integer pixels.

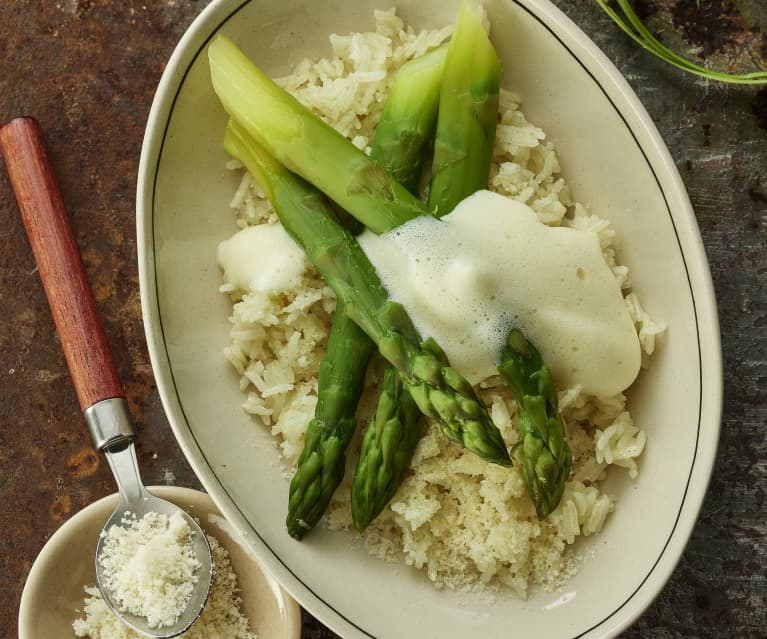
[
  {"left": 497, "top": 329, "right": 572, "bottom": 518},
  {"left": 350, "top": 5, "right": 503, "bottom": 525},
  {"left": 428, "top": 0, "right": 501, "bottom": 216},
  {"left": 349, "top": 48, "right": 450, "bottom": 530},
  {"left": 352, "top": 1, "right": 507, "bottom": 529},
  {"left": 352, "top": 366, "right": 423, "bottom": 531},
  {"left": 426, "top": 2, "right": 571, "bottom": 516},
  {"left": 288, "top": 46, "right": 446, "bottom": 537},
  {"left": 286, "top": 309, "right": 375, "bottom": 538},
  {"left": 370, "top": 44, "right": 447, "bottom": 192},
  {"left": 223, "top": 120, "right": 511, "bottom": 468},
  {"left": 209, "top": 35, "right": 426, "bottom": 234}
]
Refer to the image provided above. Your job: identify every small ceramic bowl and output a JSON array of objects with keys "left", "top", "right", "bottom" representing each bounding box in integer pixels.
[{"left": 18, "top": 486, "right": 302, "bottom": 639}]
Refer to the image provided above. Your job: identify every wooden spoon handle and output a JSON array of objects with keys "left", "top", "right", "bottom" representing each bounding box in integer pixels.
[{"left": 0, "top": 117, "right": 124, "bottom": 410}]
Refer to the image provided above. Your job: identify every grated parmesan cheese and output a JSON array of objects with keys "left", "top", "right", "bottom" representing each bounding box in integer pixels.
[
  {"left": 96, "top": 511, "right": 201, "bottom": 629},
  {"left": 73, "top": 533, "right": 256, "bottom": 639}
]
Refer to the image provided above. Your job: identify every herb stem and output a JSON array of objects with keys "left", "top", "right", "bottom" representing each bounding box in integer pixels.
[{"left": 596, "top": 0, "right": 767, "bottom": 85}]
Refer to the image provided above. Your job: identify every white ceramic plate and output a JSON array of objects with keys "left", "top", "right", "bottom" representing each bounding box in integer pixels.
[
  {"left": 137, "top": 1, "right": 723, "bottom": 637},
  {"left": 18, "top": 487, "right": 301, "bottom": 639}
]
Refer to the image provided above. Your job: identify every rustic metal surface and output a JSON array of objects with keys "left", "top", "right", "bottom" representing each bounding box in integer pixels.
[{"left": 0, "top": 1, "right": 764, "bottom": 637}]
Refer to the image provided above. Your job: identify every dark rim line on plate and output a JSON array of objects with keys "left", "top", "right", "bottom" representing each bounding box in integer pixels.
[{"left": 148, "top": 1, "right": 704, "bottom": 637}]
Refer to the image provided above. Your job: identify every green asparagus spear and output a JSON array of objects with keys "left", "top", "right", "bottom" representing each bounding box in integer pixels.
[
  {"left": 351, "top": 1, "right": 504, "bottom": 529},
  {"left": 288, "top": 45, "right": 446, "bottom": 537},
  {"left": 223, "top": 120, "right": 511, "bottom": 467},
  {"left": 349, "top": 48, "right": 450, "bottom": 529},
  {"left": 350, "top": 7, "right": 504, "bottom": 525},
  {"left": 425, "top": 3, "right": 570, "bottom": 516},
  {"left": 292, "top": 44, "right": 447, "bottom": 536},
  {"left": 209, "top": 35, "right": 426, "bottom": 234},
  {"left": 286, "top": 308, "right": 375, "bottom": 539},
  {"left": 497, "top": 329, "right": 572, "bottom": 518},
  {"left": 370, "top": 45, "right": 447, "bottom": 193},
  {"left": 428, "top": 0, "right": 501, "bottom": 216},
  {"left": 352, "top": 366, "right": 423, "bottom": 531}
]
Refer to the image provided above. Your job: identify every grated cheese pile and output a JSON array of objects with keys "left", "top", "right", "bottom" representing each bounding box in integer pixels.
[
  {"left": 96, "top": 511, "right": 200, "bottom": 629},
  {"left": 218, "top": 8, "right": 666, "bottom": 598},
  {"left": 73, "top": 532, "right": 256, "bottom": 639}
]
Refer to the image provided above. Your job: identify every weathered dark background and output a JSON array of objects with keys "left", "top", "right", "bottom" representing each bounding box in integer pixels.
[{"left": 0, "top": 1, "right": 764, "bottom": 637}]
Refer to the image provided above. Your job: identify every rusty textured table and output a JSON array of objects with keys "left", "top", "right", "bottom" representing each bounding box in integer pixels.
[{"left": 0, "top": 1, "right": 764, "bottom": 638}]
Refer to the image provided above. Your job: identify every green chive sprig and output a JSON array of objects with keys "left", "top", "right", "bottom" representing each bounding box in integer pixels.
[{"left": 596, "top": 0, "right": 767, "bottom": 85}]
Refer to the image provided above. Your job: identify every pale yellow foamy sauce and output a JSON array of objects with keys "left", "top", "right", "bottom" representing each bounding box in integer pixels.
[
  {"left": 358, "top": 190, "right": 640, "bottom": 396},
  {"left": 217, "top": 223, "right": 307, "bottom": 293},
  {"left": 218, "top": 190, "right": 641, "bottom": 397}
]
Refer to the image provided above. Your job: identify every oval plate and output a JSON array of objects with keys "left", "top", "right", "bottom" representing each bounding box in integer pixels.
[{"left": 137, "top": 1, "right": 723, "bottom": 637}]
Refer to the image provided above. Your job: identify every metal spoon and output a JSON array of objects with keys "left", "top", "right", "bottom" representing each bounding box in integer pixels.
[
  {"left": 0, "top": 117, "right": 213, "bottom": 638},
  {"left": 88, "top": 402, "right": 213, "bottom": 638}
]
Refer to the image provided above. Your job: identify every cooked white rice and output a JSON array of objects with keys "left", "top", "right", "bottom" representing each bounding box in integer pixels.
[{"left": 219, "top": 8, "right": 665, "bottom": 598}]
